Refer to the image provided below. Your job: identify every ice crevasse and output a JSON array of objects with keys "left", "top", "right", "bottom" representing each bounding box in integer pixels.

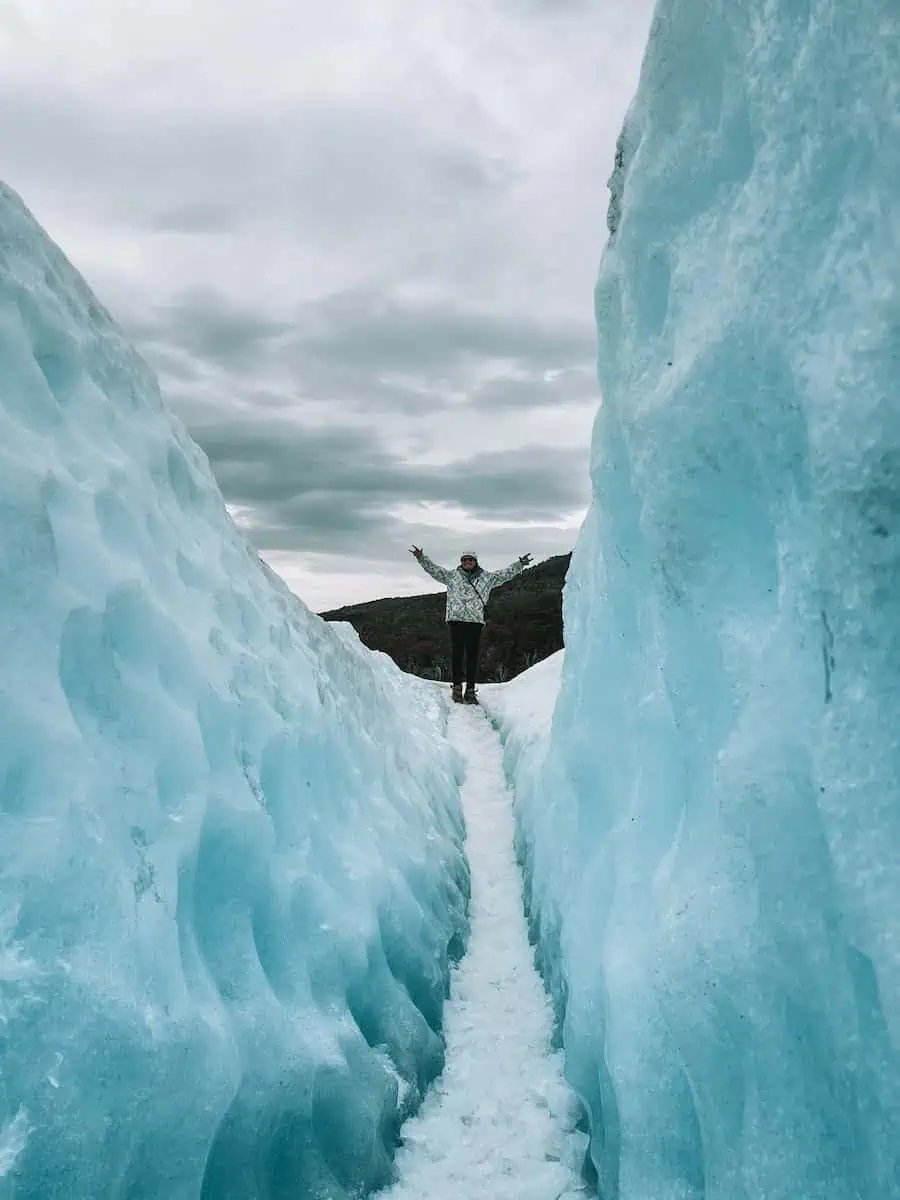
[
  {"left": 492, "top": 1, "right": 900, "bottom": 1198},
  {"left": 0, "top": 182, "right": 469, "bottom": 1199}
]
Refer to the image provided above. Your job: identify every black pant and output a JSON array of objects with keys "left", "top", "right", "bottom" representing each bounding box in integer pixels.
[{"left": 449, "top": 621, "right": 482, "bottom": 688}]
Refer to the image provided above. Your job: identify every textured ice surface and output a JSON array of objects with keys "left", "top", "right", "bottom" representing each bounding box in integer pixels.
[
  {"left": 478, "top": 657, "right": 571, "bottom": 1046},
  {"left": 500, "top": 2, "right": 900, "bottom": 1198},
  {"left": 0, "top": 183, "right": 469, "bottom": 1200}
]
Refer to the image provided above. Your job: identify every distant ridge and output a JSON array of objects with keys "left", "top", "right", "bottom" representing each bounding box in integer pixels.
[{"left": 322, "top": 553, "right": 571, "bottom": 682}]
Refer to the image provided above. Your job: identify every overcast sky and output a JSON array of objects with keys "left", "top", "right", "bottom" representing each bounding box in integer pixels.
[{"left": 0, "top": 0, "right": 654, "bottom": 610}]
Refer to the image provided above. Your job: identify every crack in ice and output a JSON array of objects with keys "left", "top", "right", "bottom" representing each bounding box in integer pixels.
[{"left": 382, "top": 704, "right": 588, "bottom": 1200}]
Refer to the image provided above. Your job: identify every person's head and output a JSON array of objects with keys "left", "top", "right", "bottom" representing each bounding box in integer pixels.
[{"left": 459, "top": 552, "right": 478, "bottom": 574}]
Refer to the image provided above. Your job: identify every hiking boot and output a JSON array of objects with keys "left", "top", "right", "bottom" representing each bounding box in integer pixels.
[
  {"left": 463, "top": 687, "right": 479, "bottom": 705},
  {"left": 451, "top": 684, "right": 463, "bottom": 703}
]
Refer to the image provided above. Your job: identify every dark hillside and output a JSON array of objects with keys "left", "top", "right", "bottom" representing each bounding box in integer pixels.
[{"left": 321, "top": 553, "right": 571, "bottom": 682}]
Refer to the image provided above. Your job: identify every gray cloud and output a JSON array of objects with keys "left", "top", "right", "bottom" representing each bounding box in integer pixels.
[
  {"left": 289, "top": 291, "right": 595, "bottom": 374},
  {"left": 126, "top": 280, "right": 598, "bottom": 577},
  {"left": 0, "top": 83, "right": 500, "bottom": 245},
  {"left": 0, "top": 0, "right": 653, "bottom": 606},
  {"left": 469, "top": 366, "right": 598, "bottom": 410},
  {"left": 148, "top": 203, "right": 239, "bottom": 235},
  {"left": 188, "top": 414, "right": 588, "bottom": 552},
  {"left": 135, "top": 287, "right": 595, "bottom": 380},
  {"left": 131, "top": 292, "right": 292, "bottom": 373}
]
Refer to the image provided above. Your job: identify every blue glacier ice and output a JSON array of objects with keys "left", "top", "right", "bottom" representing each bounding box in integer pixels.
[
  {"left": 494, "top": 1, "right": 900, "bottom": 1198},
  {"left": 0, "top": 182, "right": 469, "bottom": 1200}
]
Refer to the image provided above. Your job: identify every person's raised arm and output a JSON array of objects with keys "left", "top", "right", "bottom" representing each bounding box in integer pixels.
[
  {"left": 409, "top": 546, "right": 453, "bottom": 585},
  {"left": 483, "top": 553, "right": 533, "bottom": 588}
]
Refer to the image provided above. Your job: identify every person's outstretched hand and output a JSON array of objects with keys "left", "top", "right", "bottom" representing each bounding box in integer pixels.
[
  {"left": 519, "top": 552, "right": 533, "bottom": 566},
  {"left": 409, "top": 545, "right": 424, "bottom": 559}
]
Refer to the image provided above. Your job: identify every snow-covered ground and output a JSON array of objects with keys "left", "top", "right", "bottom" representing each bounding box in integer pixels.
[
  {"left": 383, "top": 700, "right": 586, "bottom": 1200},
  {"left": 478, "top": 655, "right": 574, "bottom": 1054},
  {"left": 480, "top": 654, "right": 563, "bottom": 749}
]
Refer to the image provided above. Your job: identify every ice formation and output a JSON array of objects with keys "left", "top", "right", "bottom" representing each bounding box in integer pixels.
[
  {"left": 495, "top": 0, "right": 900, "bottom": 1197},
  {"left": 0, "top": 183, "right": 469, "bottom": 1199}
]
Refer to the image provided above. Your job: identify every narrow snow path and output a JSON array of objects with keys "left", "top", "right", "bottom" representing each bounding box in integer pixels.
[{"left": 383, "top": 705, "right": 587, "bottom": 1200}]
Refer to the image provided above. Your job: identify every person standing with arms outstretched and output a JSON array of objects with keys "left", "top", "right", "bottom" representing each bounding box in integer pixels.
[{"left": 410, "top": 547, "right": 533, "bottom": 704}]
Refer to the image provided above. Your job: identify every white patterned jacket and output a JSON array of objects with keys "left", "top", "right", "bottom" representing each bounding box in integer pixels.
[{"left": 416, "top": 554, "right": 527, "bottom": 624}]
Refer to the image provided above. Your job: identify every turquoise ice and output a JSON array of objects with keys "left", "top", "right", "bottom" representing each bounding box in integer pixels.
[
  {"left": 0, "top": 182, "right": 469, "bottom": 1200},
  {"left": 3, "top": 0, "right": 900, "bottom": 1194},
  {"left": 506, "top": 1, "right": 900, "bottom": 1197}
]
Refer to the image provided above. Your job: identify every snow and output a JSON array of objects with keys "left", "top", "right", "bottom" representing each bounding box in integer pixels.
[
  {"left": 481, "top": 653, "right": 563, "bottom": 749},
  {"left": 0, "top": 182, "right": 469, "bottom": 1199},
  {"left": 383, "top": 703, "right": 587, "bottom": 1200},
  {"left": 479, "top": 656, "right": 569, "bottom": 988},
  {"left": 490, "top": 2, "right": 900, "bottom": 1198},
  {"left": 478, "top": 657, "right": 575, "bottom": 1052}
]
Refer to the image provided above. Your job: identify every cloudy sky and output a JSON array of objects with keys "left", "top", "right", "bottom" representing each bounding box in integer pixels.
[{"left": 0, "top": 0, "right": 653, "bottom": 610}]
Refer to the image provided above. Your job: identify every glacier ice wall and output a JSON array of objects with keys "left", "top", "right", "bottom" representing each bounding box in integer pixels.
[
  {"left": 0, "top": 183, "right": 469, "bottom": 1200},
  {"left": 521, "top": 2, "right": 900, "bottom": 1198}
]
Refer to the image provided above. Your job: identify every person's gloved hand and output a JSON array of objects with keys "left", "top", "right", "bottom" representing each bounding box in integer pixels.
[
  {"left": 519, "top": 553, "right": 533, "bottom": 566},
  {"left": 409, "top": 546, "right": 424, "bottom": 559}
]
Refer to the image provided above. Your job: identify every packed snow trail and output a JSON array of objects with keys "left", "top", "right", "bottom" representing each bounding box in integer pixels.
[{"left": 382, "top": 704, "right": 587, "bottom": 1200}]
